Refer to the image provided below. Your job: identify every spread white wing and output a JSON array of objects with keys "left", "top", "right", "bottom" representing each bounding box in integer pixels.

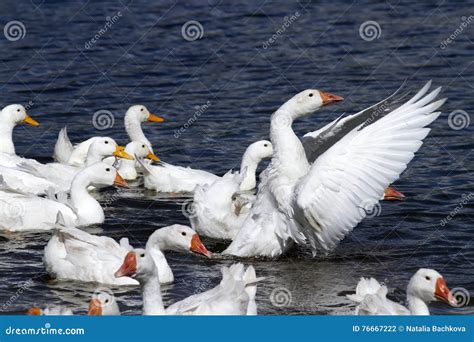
[{"left": 293, "top": 81, "right": 445, "bottom": 253}]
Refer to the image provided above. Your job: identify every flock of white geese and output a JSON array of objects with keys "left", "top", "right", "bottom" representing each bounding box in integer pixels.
[{"left": 0, "top": 81, "right": 461, "bottom": 315}]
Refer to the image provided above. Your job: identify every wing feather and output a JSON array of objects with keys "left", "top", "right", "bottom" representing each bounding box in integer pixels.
[{"left": 294, "top": 82, "right": 445, "bottom": 253}]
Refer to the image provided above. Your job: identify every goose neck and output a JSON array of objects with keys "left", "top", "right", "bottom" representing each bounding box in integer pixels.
[
  {"left": 407, "top": 293, "right": 430, "bottom": 315},
  {"left": 125, "top": 116, "right": 150, "bottom": 147},
  {"left": 0, "top": 120, "right": 16, "bottom": 154},
  {"left": 140, "top": 269, "right": 165, "bottom": 315}
]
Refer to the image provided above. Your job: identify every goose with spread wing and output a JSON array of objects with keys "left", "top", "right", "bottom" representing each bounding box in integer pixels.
[{"left": 223, "top": 81, "right": 445, "bottom": 257}]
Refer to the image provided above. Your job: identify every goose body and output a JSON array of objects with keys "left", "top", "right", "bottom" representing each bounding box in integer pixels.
[
  {"left": 115, "top": 249, "right": 261, "bottom": 315},
  {"left": 223, "top": 81, "right": 445, "bottom": 257},
  {"left": 142, "top": 140, "right": 272, "bottom": 194},
  {"left": 347, "top": 269, "right": 457, "bottom": 315},
  {"left": 44, "top": 224, "right": 210, "bottom": 286},
  {"left": 0, "top": 162, "right": 127, "bottom": 231}
]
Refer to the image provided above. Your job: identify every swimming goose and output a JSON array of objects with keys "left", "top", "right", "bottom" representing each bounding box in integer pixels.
[
  {"left": 347, "top": 268, "right": 457, "bottom": 315},
  {"left": 115, "top": 249, "right": 261, "bottom": 315},
  {"left": 27, "top": 306, "right": 74, "bottom": 316},
  {"left": 104, "top": 141, "right": 160, "bottom": 180},
  {"left": 21, "top": 137, "right": 133, "bottom": 192},
  {"left": 53, "top": 105, "right": 164, "bottom": 165},
  {"left": 0, "top": 162, "right": 127, "bottom": 231},
  {"left": 87, "top": 291, "right": 121, "bottom": 315},
  {"left": 141, "top": 140, "right": 273, "bottom": 193},
  {"left": 222, "top": 81, "right": 445, "bottom": 257},
  {"left": 0, "top": 104, "right": 41, "bottom": 168},
  {"left": 190, "top": 144, "right": 401, "bottom": 240},
  {"left": 27, "top": 290, "right": 120, "bottom": 316},
  {"left": 44, "top": 223, "right": 211, "bottom": 286}
]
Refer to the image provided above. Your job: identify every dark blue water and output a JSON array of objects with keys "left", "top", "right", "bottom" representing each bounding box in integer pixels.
[{"left": 0, "top": 0, "right": 472, "bottom": 315}]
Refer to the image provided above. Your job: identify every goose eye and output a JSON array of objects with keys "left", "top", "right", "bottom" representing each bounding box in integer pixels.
[
  {"left": 181, "top": 232, "right": 186, "bottom": 236},
  {"left": 106, "top": 168, "right": 110, "bottom": 172},
  {"left": 17, "top": 109, "right": 21, "bottom": 112},
  {"left": 264, "top": 144, "right": 268, "bottom": 147},
  {"left": 425, "top": 276, "right": 431, "bottom": 281},
  {"left": 104, "top": 141, "right": 109, "bottom": 144},
  {"left": 140, "top": 253, "right": 145, "bottom": 258},
  {"left": 105, "top": 299, "right": 109, "bottom": 303},
  {"left": 309, "top": 93, "right": 313, "bottom": 97},
  {"left": 140, "top": 108, "right": 144, "bottom": 112},
  {"left": 142, "top": 144, "right": 145, "bottom": 148}
]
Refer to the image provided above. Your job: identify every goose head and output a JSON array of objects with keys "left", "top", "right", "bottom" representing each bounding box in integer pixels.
[
  {"left": 125, "top": 141, "right": 160, "bottom": 161},
  {"left": 1, "top": 104, "right": 39, "bottom": 126},
  {"left": 77, "top": 162, "right": 128, "bottom": 188},
  {"left": 88, "top": 291, "right": 120, "bottom": 316},
  {"left": 115, "top": 248, "right": 155, "bottom": 282},
  {"left": 245, "top": 140, "right": 273, "bottom": 161},
  {"left": 126, "top": 105, "right": 164, "bottom": 124},
  {"left": 87, "top": 137, "right": 133, "bottom": 163},
  {"left": 147, "top": 224, "right": 211, "bottom": 258},
  {"left": 407, "top": 268, "right": 457, "bottom": 306},
  {"left": 280, "top": 90, "right": 343, "bottom": 117}
]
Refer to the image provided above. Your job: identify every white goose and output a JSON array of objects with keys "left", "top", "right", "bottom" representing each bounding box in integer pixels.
[
  {"left": 141, "top": 140, "right": 273, "bottom": 193},
  {"left": 347, "top": 268, "right": 457, "bottom": 315},
  {"left": 21, "top": 137, "right": 133, "bottom": 192},
  {"left": 115, "top": 248, "right": 261, "bottom": 315},
  {"left": 104, "top": 141, "right": 160, "bottom": 180},
  {"left": 44, "top": 223, "right": 211, "bottom": 286},
  {"left": 54, "top": 105, "right": 164, "bottom": 166},
  {"left": 0, "top": 104, "right": 41, "bottom": 168},
  {"left": 27, "top": 290, "right": 120, "bottom": 316},
  {"left": 190, "top": 142, "right": 400, "bottom": 240},
  {"left": 222, "top": 81, "right": 445, "bottom": 257},
  {"left": 0, "top": 162, "right": 127, "bottom": 231},
  {"left": 87, "top": 291, "right": 121, "bottom": 316}
]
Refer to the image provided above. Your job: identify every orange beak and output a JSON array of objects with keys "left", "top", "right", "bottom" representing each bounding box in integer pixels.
[
  {"left": 190, "top": 234, "right": 211, "bottom": 258},
  {"left": 113, "top": 146, "right": 134, "bottom": 160},
  {"left": 147, "top": 114, "right": 165, "bottom": 123},
  {"left": 22, "top": 114, "right": 40, "bottom": 126},
  {"left": 434, "top": 277, "right": 457, "bottom": 306},
  {"left": 114, "top": 172, "right": 129, "bottom": 188},
  {"left": 115, "top": 251, "right": 137, "bottom": 278},
  {"left": 87, "top": 298, "right": 102, "bottom": 316},
  {"left": 146, "top": 151, "right": 160, "bottom": 162},
  {"left": 320, "top": 91, "right": 344, "bottom": 105},
  {"left": 383, "top": 187, "right": 406, "bottom": 201},
  {"left": 27, "top": 307, "right": 42, "bottom": 315}
]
